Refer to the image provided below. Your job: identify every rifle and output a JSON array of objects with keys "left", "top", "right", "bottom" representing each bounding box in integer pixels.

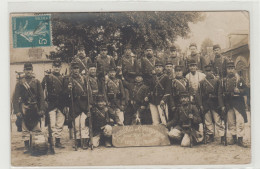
[
  {"left": 86, "top": 76, "right": 94, "bottom": 150},
  {"left": 44, "top": 72, "right": 55, "bottom": 154},
  {"left": 69, "top": 77, "right": 78, "bottom": 151},
  {"left": 160, "top": 102, "right": 168, "bottom": 125},
  {"left": 15, "top": 71, "right": 25, "bottom": 132},
  {"left": 199, "top": 83, "right": 207, "bottom": 144},
  {"left": 189, "top": 117, "right": 193, "bottom": 148},
  {"left": 221, "top": 75, "right": 228, "bottom": 146}
]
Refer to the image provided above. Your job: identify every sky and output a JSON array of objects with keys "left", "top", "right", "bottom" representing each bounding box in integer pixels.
[{"left": 175, "top": 11, "right": 249, "bottom": 51}]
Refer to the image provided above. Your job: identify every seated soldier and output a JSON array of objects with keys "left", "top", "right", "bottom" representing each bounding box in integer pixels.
[
  {"left": 167, "top": 92, "right": 203, "bottom": 147},
  {"left": 91, "top": 94, "right": 123, "bottom": 147}
]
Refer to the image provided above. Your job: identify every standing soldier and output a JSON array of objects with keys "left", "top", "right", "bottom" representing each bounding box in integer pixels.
[
  {"left": 167, "top": 91, "right": 203, "bottom": 147},
  {"left": 164, "top": 61, "right": 175, "bottom": 80},
  {"left": 141, "top": 44, "right": 158, "bottom": 87},
  {"left": 218, "top": 61, "right": 249, "bottom": 147},
  {"left": 72, "top": 45, "right": 92, "bottom": 74},
  {"left": 198, "top": 64, "right": 225, "bottom": 143},
  {"left": 149, "top": 60, "right": 174, "bottom": 125},
  {"left": 164, "top": 45, "right": 184, "bottom": 68},
  {"left": 186, "top": 43, "right": 206, "bottom": 73},
  {"left": 122, "top": 73, "right": 150, "bottom": 125},
  {"left": 41, "top": 59, "right": 65, "bottom": 148},
  {"left": 105, "top": 67, "right": 126, "bottom": 124},
  {"left": 63, "top": 61, "right": 92, "bottom": 149},
  {"left": 211, "top": 44, "right": 229, "bottom": 78},
  {"left": 12, "top": 63, "right": 45, "bottom": 153},
  {"left": 91, "top": 95, "right": 123, "bottom": 147}
]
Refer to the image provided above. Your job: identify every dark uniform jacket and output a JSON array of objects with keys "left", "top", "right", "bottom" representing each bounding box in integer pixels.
[
  {"left": 96, "top": 55, "right": 116, "bottom": 78},
  {"left": 186, "top": 53, "right": 206, "bottom": 72},
  {"left": 167, "top": 104, "right": 202, "bottom": 131},
  {"left": 72, "top": 55, "right": 92, "bottom": 73},
  {"left": 211, "top": 54, "right": 229, "bottom": 78},
  {"left": 150, "top": 73, "right": 172, "bottom": 106},
  {"left": 13, "top": 76, "right": 45, "bottom": 130},
  {"left": 118, "top": 56, "right": 139, "bottom": 83},
  {"left": 63, "top": 74, "right": 92, "bottom": 117},
  {"left": 218, "top": 73, "right": 249, "bottom": 122},
  {"left": 171, "top": 77, "right": 189, "bottom": 106},
  {"left": 41, "top": 72, "right": 64, "bottom": 111},
  {"left": 198, "top": 74, "right": 220, "bottom": 112},
  {"left": 122, "top": 80, "right": 150, "bottom": 109},
  {"left": 141, "top": 56, "right": 158, "bottom": 85},
  {"left": 91, "top": 106, "right": 120, "bottom": 135},
  {"left": 163, "top": 56, "right": 185, "bottom": 68},
  {"left": 105, "top": 77, "right": 125, "bottom": 109}
]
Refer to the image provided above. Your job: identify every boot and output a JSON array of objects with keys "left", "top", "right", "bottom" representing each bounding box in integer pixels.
[
  {"left": 82, "top": 138, "right": 89, "bottom": 150},
  {"left": 24, "top": 140, "right": 30, "bottom": 154},
  {"left": 229, "top": 135, "right": 237, "bottom": 145},
  {"left": 73, "top": 139, "right": 81, "bottom": 148},
  {"left": 55, "top": 138, "right": 65, "bottom": 149},
  {"left": 206, "top": 134, "right": 214, "bottom": 143},
  {"left": 237, "top": 137, "right": 248, "bottom": 148},
  {"left": 105, "top": 137, "right": 112, "bottom": 147}
]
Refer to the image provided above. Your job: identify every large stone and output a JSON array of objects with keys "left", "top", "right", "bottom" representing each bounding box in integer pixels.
[{"left": 112, "top": 125, "right": 171, "bottom": 147}]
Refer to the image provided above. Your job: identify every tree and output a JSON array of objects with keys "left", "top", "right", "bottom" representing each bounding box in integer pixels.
[{"left": 47, "top": 12, "right": 205, "bottom": 61}]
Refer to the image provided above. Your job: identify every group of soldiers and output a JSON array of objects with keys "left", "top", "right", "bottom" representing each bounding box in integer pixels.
[{"left": 12, "top": 42, "right": 249, "bottom": 154}]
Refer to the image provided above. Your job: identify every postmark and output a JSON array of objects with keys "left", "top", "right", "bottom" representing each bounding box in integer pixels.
[{"left": 12, "top": 15, "right": 52, "bottom": 48}]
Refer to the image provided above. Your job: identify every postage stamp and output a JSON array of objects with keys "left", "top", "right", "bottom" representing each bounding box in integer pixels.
[{"left": 12, "top": 15, "right": 52, "bottom": 48}]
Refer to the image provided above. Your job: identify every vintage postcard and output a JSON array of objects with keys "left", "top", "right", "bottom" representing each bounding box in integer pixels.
[{"left": 10, "top": 11, "right": 251, "bottom": 167}]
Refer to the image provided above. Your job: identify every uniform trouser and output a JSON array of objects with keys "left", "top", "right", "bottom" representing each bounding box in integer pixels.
[
  {"left": 22, "top": 120, "right": 41, "bottom": 141},
  {"left": 92, "top": 125, "right": 113, "bottom": 147},
  {"left": 115, "top": 108, "right": 124, "bottom": 124},
  {"left": 73, "top": 112, "right": 89, "bottom": 139},
  {"left": 205, "top": 110, "right": 225, "bottom": 136},
  {"left": 227, "top": 108, "right": 245, "bottom": 137},
  {"left": 168, "top": 125, "right": 203, "bottom": 147},
  {"left": 149, "top": 103, "right": 168, "bottom": 125},
  {"left": 49, "top": 108, "right": 65, "bottom": 138}
]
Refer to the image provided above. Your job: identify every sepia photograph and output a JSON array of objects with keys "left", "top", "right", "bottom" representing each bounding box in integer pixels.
[{"left": 9, "top": 11, "right": 251, "bottom": 167}]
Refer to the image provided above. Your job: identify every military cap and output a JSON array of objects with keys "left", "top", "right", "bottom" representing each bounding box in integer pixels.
[
  {"left": 71, "top": 61, "right": 79, "bottom": 68},
  {"left": 88, "top": 63, "right": 96, "bottom": 68},
  {"left": 204, "top": 64, "right": 212, "bottom": 71},
  {"left": 165, "top": 60, "right": 173, "bottom": 66},
  {"left": 52, "top": 58, "right": 61, "bottom": 67},
  {"left": 213, "top": 44, "right": 221, "bottom": 50},
  {"left": 175, "top": 65, "right": 183, "bottom": 71},
  {"left": 188, "top": 59, "right": 197, "bottom": 66},
  {"left": 24, "top": 62, "right": 33, "bottom": 70},
  {"left": 169, "top": 45, "right": 177, "bottom": 51},
  {"left": 155, "top": 60, "right": 164, "bottom": 67},
  {"left": 189, "top": 43, "right": 197, "bottom": 48},
  {"left": 226, "top": 61, "right": 235, "bottom": 68},
  {"left": 145, "top": 43, "right": 153, "bottom": 50},
  {"left": 96, "top": 94, "right": 106, "bottom": 102}
]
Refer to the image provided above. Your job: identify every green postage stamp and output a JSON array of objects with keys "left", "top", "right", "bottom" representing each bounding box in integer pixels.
[{"left": 12, "top": 15, "right": 52, "bottom": 48}]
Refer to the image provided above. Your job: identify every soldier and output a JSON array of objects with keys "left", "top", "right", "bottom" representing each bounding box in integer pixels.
[
  {"left": 164, "top": 61, "right": 175, "bottom": 80},
  {"left": 105, "top": 67, "right": 125, "bottom": 124},
  {"left": 122, "top": 73, "right": 150, "bottom": 125},
  {"left": 91, "top": 95, "right": 123, "bottom": 147},
  {"left": 167, "top": 92, "right": 203, "bottom": 147},
  {"left": 41, "top": 59, "right": 65, "bottom": 148},
  {"left": 164, "top": 45, "right": 184, "bottom": 68},
  {"left": 63, "top": 61, "right": 92, "bottom": 149},
  {"left": 186, "top": 43, "right": 206, "bottom": 72},
  {"left": 211, "top": 44, "right": 229, "bottom": 78},
  {"left": 149, "top": 60, "right": 174, "bottom": 125},
  {"left": 198, "top": 64, "right": 225, "bottom": 143},
  {"left": 12, "top": 63, "right": 45, "bottom": 153},
  {"left": 72, "top": 45, "right": 92, "bottom": 74},
  {"left": 141, "top": 44, "right": 158, "bottom": 87},
  {"left": 96, "top": 44, "right": 116, "bottom": 80},
  {"left": 218, "top": 61, "right": 249, "bottom": 147}
]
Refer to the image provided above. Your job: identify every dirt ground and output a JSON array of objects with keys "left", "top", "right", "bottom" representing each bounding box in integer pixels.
[{"left": 11, "top": 113, "right": 251, "bottom": 167}]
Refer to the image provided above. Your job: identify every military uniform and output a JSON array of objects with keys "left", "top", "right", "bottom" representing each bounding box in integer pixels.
[
  {"left": 118, "top": 54, "right": 139, "bottom": 83},
  {"left": 218, "top": 61, "right": 249, "bottom": 147},
  {"left": 12, "top": 63, "right": 45, "bottom": 152},
  {"left": 96, "top": 54, "right": 116, "bottom": 78},
  {"left": 140, "top": 53, "right": 158, "bottom": 87},
  {"left": 198, "top": 65, "right": 225, "bottom": 142},
  {"left": 90, "top": 95, "right": 122, "bottom": 147},
  {"left": 105, "top": 68, "right": 125, "bottom": 124},
  {"left": 63, "top": 62, "right": 92, "bottom": 148},
  {"left": 211, "top": 45, "right": 229, "bottom": 78},
  {"left": 149, "top": 60, "right": 173, "bottom": 125},
  {"left": 167, "top": 92, "right": 203, "bottom": 147},
  {"left": 122, "top": 74, "right": 150, "bottom": 125},
  {"left": 72, "top": 54, "right": 92, "bottom": 74}
]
